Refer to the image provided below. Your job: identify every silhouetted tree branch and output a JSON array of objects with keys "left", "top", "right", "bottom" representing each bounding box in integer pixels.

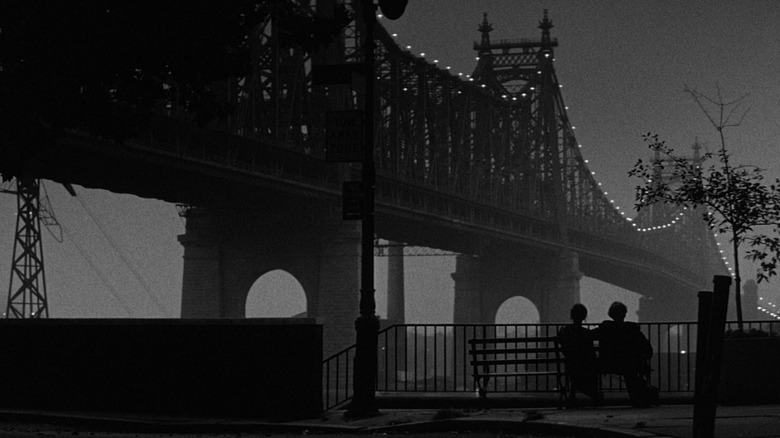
[{"left": 630, "top": 88, "right": 780, "bottom": 328}]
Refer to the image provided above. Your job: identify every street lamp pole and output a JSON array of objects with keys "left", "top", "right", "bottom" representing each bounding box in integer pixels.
[
  {"left": 346, "top": 0, "right": 407, "bottom": 418},
  {"left": 346, "top": 0, "right": 379, "bottom": 418}
]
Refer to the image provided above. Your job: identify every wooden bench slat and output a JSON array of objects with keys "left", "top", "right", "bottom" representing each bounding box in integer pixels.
[
  {"left": 476, "top": 371, "right": 559, "bottom": 378},
  {"left": 468, "top": 337, "right": 559, "bottom": 344},
  {"left": 470, "top": 347, "right": 558, "bottom": 355},
  {"left": 472, "top": 358, "right": 561, "bottom": 366}
]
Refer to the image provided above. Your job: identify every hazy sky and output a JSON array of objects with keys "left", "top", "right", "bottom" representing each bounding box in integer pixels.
[{"left": 1, "top": 1, "right": 778, "bottom": 323}]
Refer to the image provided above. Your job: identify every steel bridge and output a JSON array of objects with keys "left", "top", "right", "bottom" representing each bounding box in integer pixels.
[
  {"left": 0, "top": 3, "right": 727, "bottom": 353},
  {"left": 211, "top": 3, "right": 727, "bottom": 321}
]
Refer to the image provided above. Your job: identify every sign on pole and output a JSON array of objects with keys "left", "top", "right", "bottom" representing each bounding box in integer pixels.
[
  {"left": 342, "top": 181, "right": 364, "bottom": 220},
  {"left": 327, "top": 111, "right": 363, "bottom": 162}
]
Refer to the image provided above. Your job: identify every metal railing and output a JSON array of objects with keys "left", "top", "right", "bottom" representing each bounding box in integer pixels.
[
  {"left": 322, "top": 320, "right": 779, "bottom": 410},
  {"left": 322, "top": 342, "right": 357, "bottom": 411}
]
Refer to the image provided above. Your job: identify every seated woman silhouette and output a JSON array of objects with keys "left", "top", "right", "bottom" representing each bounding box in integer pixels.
[
  {"left": 557, "top": 303, "right": 602, "bottom": 407},
  {"left": 594, "top": 301, "right": 656, "bottom": 407}
]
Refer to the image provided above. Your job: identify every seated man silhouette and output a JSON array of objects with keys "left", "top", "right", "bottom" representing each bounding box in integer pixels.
[
  {"left": 594, "top": 301, "right": 656, "bottom": 407},
  {"left": 557, "top": 303, "right": 602, "bottom": 407}
]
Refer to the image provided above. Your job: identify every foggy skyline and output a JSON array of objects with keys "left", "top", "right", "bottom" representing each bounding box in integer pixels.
[{"left": 0, "top": 1, "right": 778, "bottom": 323}]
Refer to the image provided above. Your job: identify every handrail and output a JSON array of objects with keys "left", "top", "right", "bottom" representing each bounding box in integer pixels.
[{"left": 321, "top": 324, "right": 397, "bottom": 410}]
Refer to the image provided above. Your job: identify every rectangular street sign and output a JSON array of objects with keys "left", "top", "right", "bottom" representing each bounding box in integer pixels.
[
  {"left": 342, "top": 181, "right": 364, "bottom": 220},
  {"left": 326, "top": 110, "right": 363, "bottom": 162}
]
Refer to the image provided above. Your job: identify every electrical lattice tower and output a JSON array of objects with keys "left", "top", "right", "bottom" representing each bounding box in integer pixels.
[{"left": 6, "top": 178, "right": 49, "bottom": 318}]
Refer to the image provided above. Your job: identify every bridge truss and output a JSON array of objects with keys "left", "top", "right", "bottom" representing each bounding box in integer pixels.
[{"left": 144, "top": 1, "right": 726, "bottom": 294}]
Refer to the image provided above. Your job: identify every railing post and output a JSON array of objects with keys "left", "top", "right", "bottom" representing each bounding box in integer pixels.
[
  {"left": 693, "top": 290, "right": 713, "bottom": 438},
  {"left": 693, "top": 275, "right": 731, "bottom": 438}
]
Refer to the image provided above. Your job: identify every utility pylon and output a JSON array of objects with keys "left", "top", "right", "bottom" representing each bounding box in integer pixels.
[{"left": 5, "top": 178, "right": 49, "bottom": 318}]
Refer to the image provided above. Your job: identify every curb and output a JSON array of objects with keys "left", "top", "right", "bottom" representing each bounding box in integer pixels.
[
  {"left": 0, "top": 409, "right": 680, "bottom": 437},
  {"left": 0, "top": 410, "right": 360, "bottom": 435},
  {"left": 365, "top": 418, "right": 672, "bottom": 438}
]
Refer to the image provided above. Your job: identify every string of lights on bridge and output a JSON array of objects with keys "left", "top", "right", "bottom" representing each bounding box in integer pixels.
[
  {"left": 380, "top": 14, "right": 735, "bottom": 278},
  {"left": 757, "top": 297, "right": 780, "bottom": 320}
]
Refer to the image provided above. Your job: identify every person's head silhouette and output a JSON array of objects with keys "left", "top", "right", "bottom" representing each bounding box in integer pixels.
[
  {"left": 570, "top": 303, "right": 587, "bottom": 324},
  {"left": 607, "top": 301, "right": 628, "bottom": 322}
]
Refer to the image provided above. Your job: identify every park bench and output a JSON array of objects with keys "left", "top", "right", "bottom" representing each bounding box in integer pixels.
[
  {"left": 468, "top": 335, "right": 653, "bottom": 408},
  {"left": 468, "top": 336, "right": 569, "bottom": 407}
]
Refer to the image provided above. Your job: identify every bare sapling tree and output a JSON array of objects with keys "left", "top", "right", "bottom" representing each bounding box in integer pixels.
[{"left": 629, "top": 85, "right": 780, "bottom": 329}]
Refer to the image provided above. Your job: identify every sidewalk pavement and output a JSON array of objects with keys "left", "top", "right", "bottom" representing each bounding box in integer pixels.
[
  {"left": 309, "top": 403, "right": 780, "bottom": 438},
  {"left": 0, "top": 403, "right": 777, "bottom": 437}
]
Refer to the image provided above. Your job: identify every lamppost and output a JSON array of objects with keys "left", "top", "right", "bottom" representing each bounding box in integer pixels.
[{"left": 346, "top": 0, "right": 407, "bottom": 419}]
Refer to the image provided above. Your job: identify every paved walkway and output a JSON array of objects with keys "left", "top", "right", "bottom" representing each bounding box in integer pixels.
[
  {"left": 0, "top": 403, "right": 777, "bottom": 437},
  {"left": 308, "top": 404, "right": 780, "bottom": 438}
]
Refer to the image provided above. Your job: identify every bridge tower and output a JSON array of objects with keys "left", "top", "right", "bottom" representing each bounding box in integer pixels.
[{"left": 453, "top": 11, "right": 581, "bottom": 324}]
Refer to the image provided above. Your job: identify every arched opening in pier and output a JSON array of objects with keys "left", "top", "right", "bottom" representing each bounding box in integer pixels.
[
  {"left": 495, "top": 296, "right": 540, "bottom": 325},
  {"left": 493, "top": 296, "right": 540, "bottom": 337},
  {"left": 494, "top": 296, "right": 541, "bottom": 338},
  {"left": 245, "top": 269, "right": 307, "bottom": 318}
]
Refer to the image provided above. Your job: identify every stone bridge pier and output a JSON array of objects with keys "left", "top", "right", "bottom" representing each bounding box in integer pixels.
[
  {"left": 177, "top": 202, "right": 361, "bottom": 357},
  {"left": 452, "top": 248, "right": 582, "bottom": 324}
]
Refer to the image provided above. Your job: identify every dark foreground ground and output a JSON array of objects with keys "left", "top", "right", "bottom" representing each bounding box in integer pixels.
[{"left": 0, "top": 403, "right": 778, "bottom": 438}]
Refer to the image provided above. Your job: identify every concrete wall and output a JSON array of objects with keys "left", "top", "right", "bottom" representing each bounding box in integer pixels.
[{"left": 0, "top": 318, "right": 322, "bottom": 420}]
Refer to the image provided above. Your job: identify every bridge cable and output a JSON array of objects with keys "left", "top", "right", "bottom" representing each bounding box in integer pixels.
[
  {"left": 73, "top": 195, "right": 171, "bottom": 317},
  {"left": 59, "top": 224, "right": 135, "bottom": 317}
]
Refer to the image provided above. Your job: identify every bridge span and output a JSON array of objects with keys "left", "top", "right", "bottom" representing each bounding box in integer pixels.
[{"left": 0, "top": 6, "right": 726, "bottom": 355}]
